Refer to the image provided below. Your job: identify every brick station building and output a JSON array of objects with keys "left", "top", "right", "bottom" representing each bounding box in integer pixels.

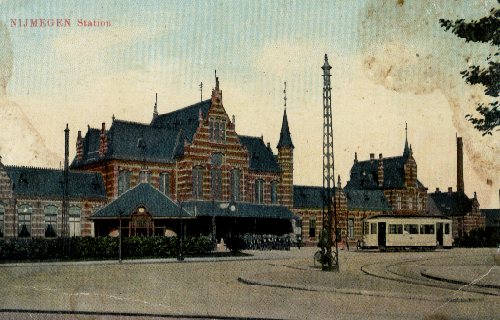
[
  {"left": 427, "top": 136, "right": 485, "bottom": 239},
  {"left": 0, "top": 161, "right": 106, "bottom": 238},
  {"left": 292, "top": 130, "right": 427, "bottom": 246},
  {"left": 70, "top": 77, "right": 297, "bottom": 239}
]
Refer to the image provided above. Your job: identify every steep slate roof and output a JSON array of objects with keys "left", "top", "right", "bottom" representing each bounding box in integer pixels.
[
  {"left": 71, "top": 99, "right": 280, "bottom": 174},
  {"left": 182, "top": 200, "right": 298, "bottom": 220},
  {"left": 344, "top": 189, "right": 392, "bottom": 211},
  {"left": 481, "top": 209, "right": 500, "bottom": 227},
  {"left": 345, "top": 155, "right": 424, "bottom": 190},
  {"left": 238, "top": 135, "right": 281, "bottom": 172},
  {"left": 92, "top": 183, "right": 191, "bottom": 218},
  {"left": 4, "top": 166, "right": 105, "bottom": 199},
  {"left": 293, "top": 185, "right": 392, "bottom": 211},
  {"left": 277, "top": 109, "right": 294, "bottom": 149},
  {"left": 150, "top": 99, "right": 211, "bottom": 139},
  {"left": 427, "top": 191, "right": 473, "bottom": 217}
]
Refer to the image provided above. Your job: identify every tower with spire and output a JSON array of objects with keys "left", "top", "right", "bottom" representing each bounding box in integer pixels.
[{"left": 277, "top": 82, "right": 294, "bottom": 208}]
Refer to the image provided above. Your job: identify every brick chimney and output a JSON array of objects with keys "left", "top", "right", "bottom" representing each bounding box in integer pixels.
[
  {"left": 76, "top": 130, "right": 83, "bottom": 161},
  {"left": 457, "top": 136, "right": 464, "bottom": 193},
  {"left": 370, "top": 153, "right": 374, "bottom": 164},
  {"left": 377, "top": 153, "right": 384, "bottom": 187},
  {"left": 448, "top": 187, "right": 453, "bottom": 195},
  {"left": 99, "top": 122, "right": 108, "bottom": 157}
]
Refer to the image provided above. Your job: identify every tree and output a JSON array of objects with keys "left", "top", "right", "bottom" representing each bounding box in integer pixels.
[{"left": 440, "top": 2, "right": 499, "bottom": 135}]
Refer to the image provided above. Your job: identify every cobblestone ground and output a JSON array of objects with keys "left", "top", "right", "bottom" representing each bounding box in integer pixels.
[{"left": 0, "top": 247, "right": 498, "bottom": 320}]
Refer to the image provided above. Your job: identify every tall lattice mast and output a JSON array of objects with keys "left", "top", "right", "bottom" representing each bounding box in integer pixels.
[{"left": 321, "top": 54, "right": 339, "bottom": 272}]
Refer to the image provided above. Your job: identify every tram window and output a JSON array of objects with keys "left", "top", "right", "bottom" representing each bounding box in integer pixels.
[
  {"left": 370, "top": 223, "right": 377, "bottom": 234},
  {"left": 420, "top": 224, "right": 435, "bottom": 234},
  {"left": 389, "top": 224, "right": 403, "bottom": 234},
  {"left": 363, "top": 222, "right": 369, "bottom": 235},
  {"left": 444, "top": 223, "right": 450, "bottom": 234},
  {"left": 404, "top": 224, "right": 419, "bottom": 234}
]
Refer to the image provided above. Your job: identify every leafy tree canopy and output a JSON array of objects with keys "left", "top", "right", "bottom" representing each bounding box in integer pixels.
[{"left": 440, "top": 1, "right": 499, "bottom": 135}]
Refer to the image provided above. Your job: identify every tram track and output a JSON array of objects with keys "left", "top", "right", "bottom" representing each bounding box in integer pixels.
[{"left": 360, "top": 254, "right": 500, "bottom": 297}]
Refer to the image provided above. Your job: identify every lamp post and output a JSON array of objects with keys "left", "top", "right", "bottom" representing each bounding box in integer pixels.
[
  {"left": 177, "top": 201, "right": 184, "bottom": 261},
  {"left": 119, "top": 209, "right": 123, "bottom": 263}
]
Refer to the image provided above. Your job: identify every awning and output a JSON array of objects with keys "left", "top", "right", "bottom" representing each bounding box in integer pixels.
[
  {"left": 91, "top": 183, "right": 191, "bottom": 219},
  {"left": 182, "top": 200, "right": 298, "bottom": 220}
]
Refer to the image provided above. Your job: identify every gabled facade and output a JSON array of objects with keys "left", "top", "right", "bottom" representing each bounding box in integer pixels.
[
  {"left": 0, "top": 159, "right": 106, "bottom": 238},
  {"left": 71, "top": 78, "right": 292, "bottom": 208},
  {"left": 345, "top": 132, "right": 428, "bottom": 215},
  {"left": 70, "top": 77, "right": 296, "bottom": 237}
]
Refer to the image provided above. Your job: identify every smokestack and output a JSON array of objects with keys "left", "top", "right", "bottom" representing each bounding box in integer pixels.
[
  {"left": 457, "top": 136, "right": 464, "bottom": 193},
  {"left": 62, "top": 124, "right": 70, "bottom": 238}
]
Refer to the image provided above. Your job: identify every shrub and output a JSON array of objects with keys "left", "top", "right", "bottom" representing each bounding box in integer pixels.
[{"left": 0, "top": 235, "right": 214, "bottom": 262}]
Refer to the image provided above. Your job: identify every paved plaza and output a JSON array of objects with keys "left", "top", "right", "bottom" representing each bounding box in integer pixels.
[{"left": 0, "top": 248, "right": 498, "bottom": 320}]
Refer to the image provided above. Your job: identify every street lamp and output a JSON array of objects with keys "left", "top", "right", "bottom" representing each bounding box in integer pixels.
[
  {"left": 177, "top": 201, "right": 184, "bottom": 261},
  {"left": 119, "top": 209, "right": 123, "bottom": 263}
]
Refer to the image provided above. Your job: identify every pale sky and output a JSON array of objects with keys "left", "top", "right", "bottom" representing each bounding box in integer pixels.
[{"left": 0, "top": 0, "right": 498, "bottom": 208}]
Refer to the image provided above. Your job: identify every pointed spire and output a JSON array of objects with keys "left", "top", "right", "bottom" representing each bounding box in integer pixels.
[
  {"left": 153, "top": 93, "right": 158, "bottom": 119},
  {"left": 337, "top": 175, "right": 341, "bottom": 188},
  {"left": 200, "top": 82, "right": 203, "bottom": 102},
  {"left": 277, "top": 108, "right": 294, "bottom": 149},
  {"left": 283, "top": 81, "right": 287, "bottom": 110},
  {"left": 354, "top": 152, "right": 358, "bottom": 163},
  {"left": 403, "top": 122, "right": 410, "bottom": 158}
]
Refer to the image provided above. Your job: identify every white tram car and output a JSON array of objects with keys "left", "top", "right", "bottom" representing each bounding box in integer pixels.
[{"left": 361, "top": 215, "right": 453, "bottom": 251}]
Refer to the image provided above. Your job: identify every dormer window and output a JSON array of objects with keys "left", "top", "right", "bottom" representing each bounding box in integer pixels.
[{"left": 139, "top": 170, "right": 151, "bottom": 184}]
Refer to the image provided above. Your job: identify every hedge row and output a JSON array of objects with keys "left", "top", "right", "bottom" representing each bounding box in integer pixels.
[
  {"left": 454, "top": 228, "right": 500, "bottom": 248},
  {"left": 0, "top": 236, "right": 213, "bottom": 261}
]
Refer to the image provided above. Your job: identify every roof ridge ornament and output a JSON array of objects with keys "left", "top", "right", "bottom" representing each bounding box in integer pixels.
[
  {"left": 283, "top": 81, "right": 287, "bottom": 110},
  {"left": 153, "top": 93, "right": 158, "bottom": 119}
]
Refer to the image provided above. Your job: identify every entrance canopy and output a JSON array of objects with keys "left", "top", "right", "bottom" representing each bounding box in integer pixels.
[
  {"left": 92, "top": 183, "right": 191, "bottom": 219},
  {"left": 182, "top": 200, "right": 298, "bottom": 220}
]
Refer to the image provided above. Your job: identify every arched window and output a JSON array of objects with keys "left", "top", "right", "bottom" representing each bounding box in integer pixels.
[
  {"left": 18, "top": 204, "right": 32, "bottom": 237},
  {"left": 255, "top": 179, "right": 264, "bottom": 204},
  {"left": 0, "top": 202, "right": 4, "bottom": 238},
  {"left": 192, "top": 166, "right": 204, "bottom": 199},
  {"left": 230, "top": 169, "right": 241, "bottom": 201},
  {"left": 271, "top": 181, "right": 279, "bottom": 204},
  {"left": 159, "top": 172, "right": 170, "bottom": 196},
  {"left": 408, "top": 193, "right": 413, "bottom": 210},
  {"left": 211, "top": 153, "right": 223, "bottom": 200},
  {"left": 416, "top": 195, "right": 422, "bottom": 210},
  {"left": 118, "top": 170, "right": 131, "bottom": 195},
  {"left": 44, "top": 205, "right": 58, "bottom": 238},
  {"left": 69, "top": 206, "right": 81, "bottom": 237}
]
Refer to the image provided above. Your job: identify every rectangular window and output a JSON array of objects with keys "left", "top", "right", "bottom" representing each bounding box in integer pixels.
[
  {"left": 396, "top": 195, "right": 401, "bottom": 209},
  {"left": 370, "top": 223, "right": 377, "bottom": 234},
  {"left": 271, "top": 181, "right": 278, "bottom": 204},
  {"left": 309, "top": 218, "right": 316, "bottom": 238},
  {"left": 0, "top": 204, "right": 4, "bottom": 238},
  {"left": 139, "top": 171, "right": 151, "bottom": 184},
  {"left": 18, "top": 204, "right": 32, "bottom": 237},
  {"left": 44, "top": 205, "right": 58, "bottom": 238},
  {"left": 211, "top": 169, "right": 222, "bottom": 200},
  {"left": 417, "top": 196, "right": 422, "bottom": 210},
  {"left": 363, "top": 222, "right": 369, "bottom": 235},
  {"left": 159, "top": 172, "right": 170, "bottom": 196},
  {"left": 389, "top": 224, "right": 403, "bottom": 234},
  {"left": 118, "top": 170, "right": 130, "bottom": 195},
  {"left": 444, "top": 223, "right": 450, "bottom": 235},
  {"left": 255, "top": 180, "right": 264, "bottom": 204},
  {"left": 192, "top": 167, "right": 204, "bottom": 199},
  {"left": 404, "top": 224, "right": 419, "bottom": 234},
  {"left": 420, "top": 224, "right": 435, "bottom": 234},
  {"left": 69, "top": 207, "right": 81, "bottom": 237},
  {"left": 221, "top": 121, "right": 226, "bottom": 141},
  {"left": 348, "top": 218, "right": 354, "bottom": 238},
  {"left": 230, "top": 170, "right": 241, "bottom": 201}
]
